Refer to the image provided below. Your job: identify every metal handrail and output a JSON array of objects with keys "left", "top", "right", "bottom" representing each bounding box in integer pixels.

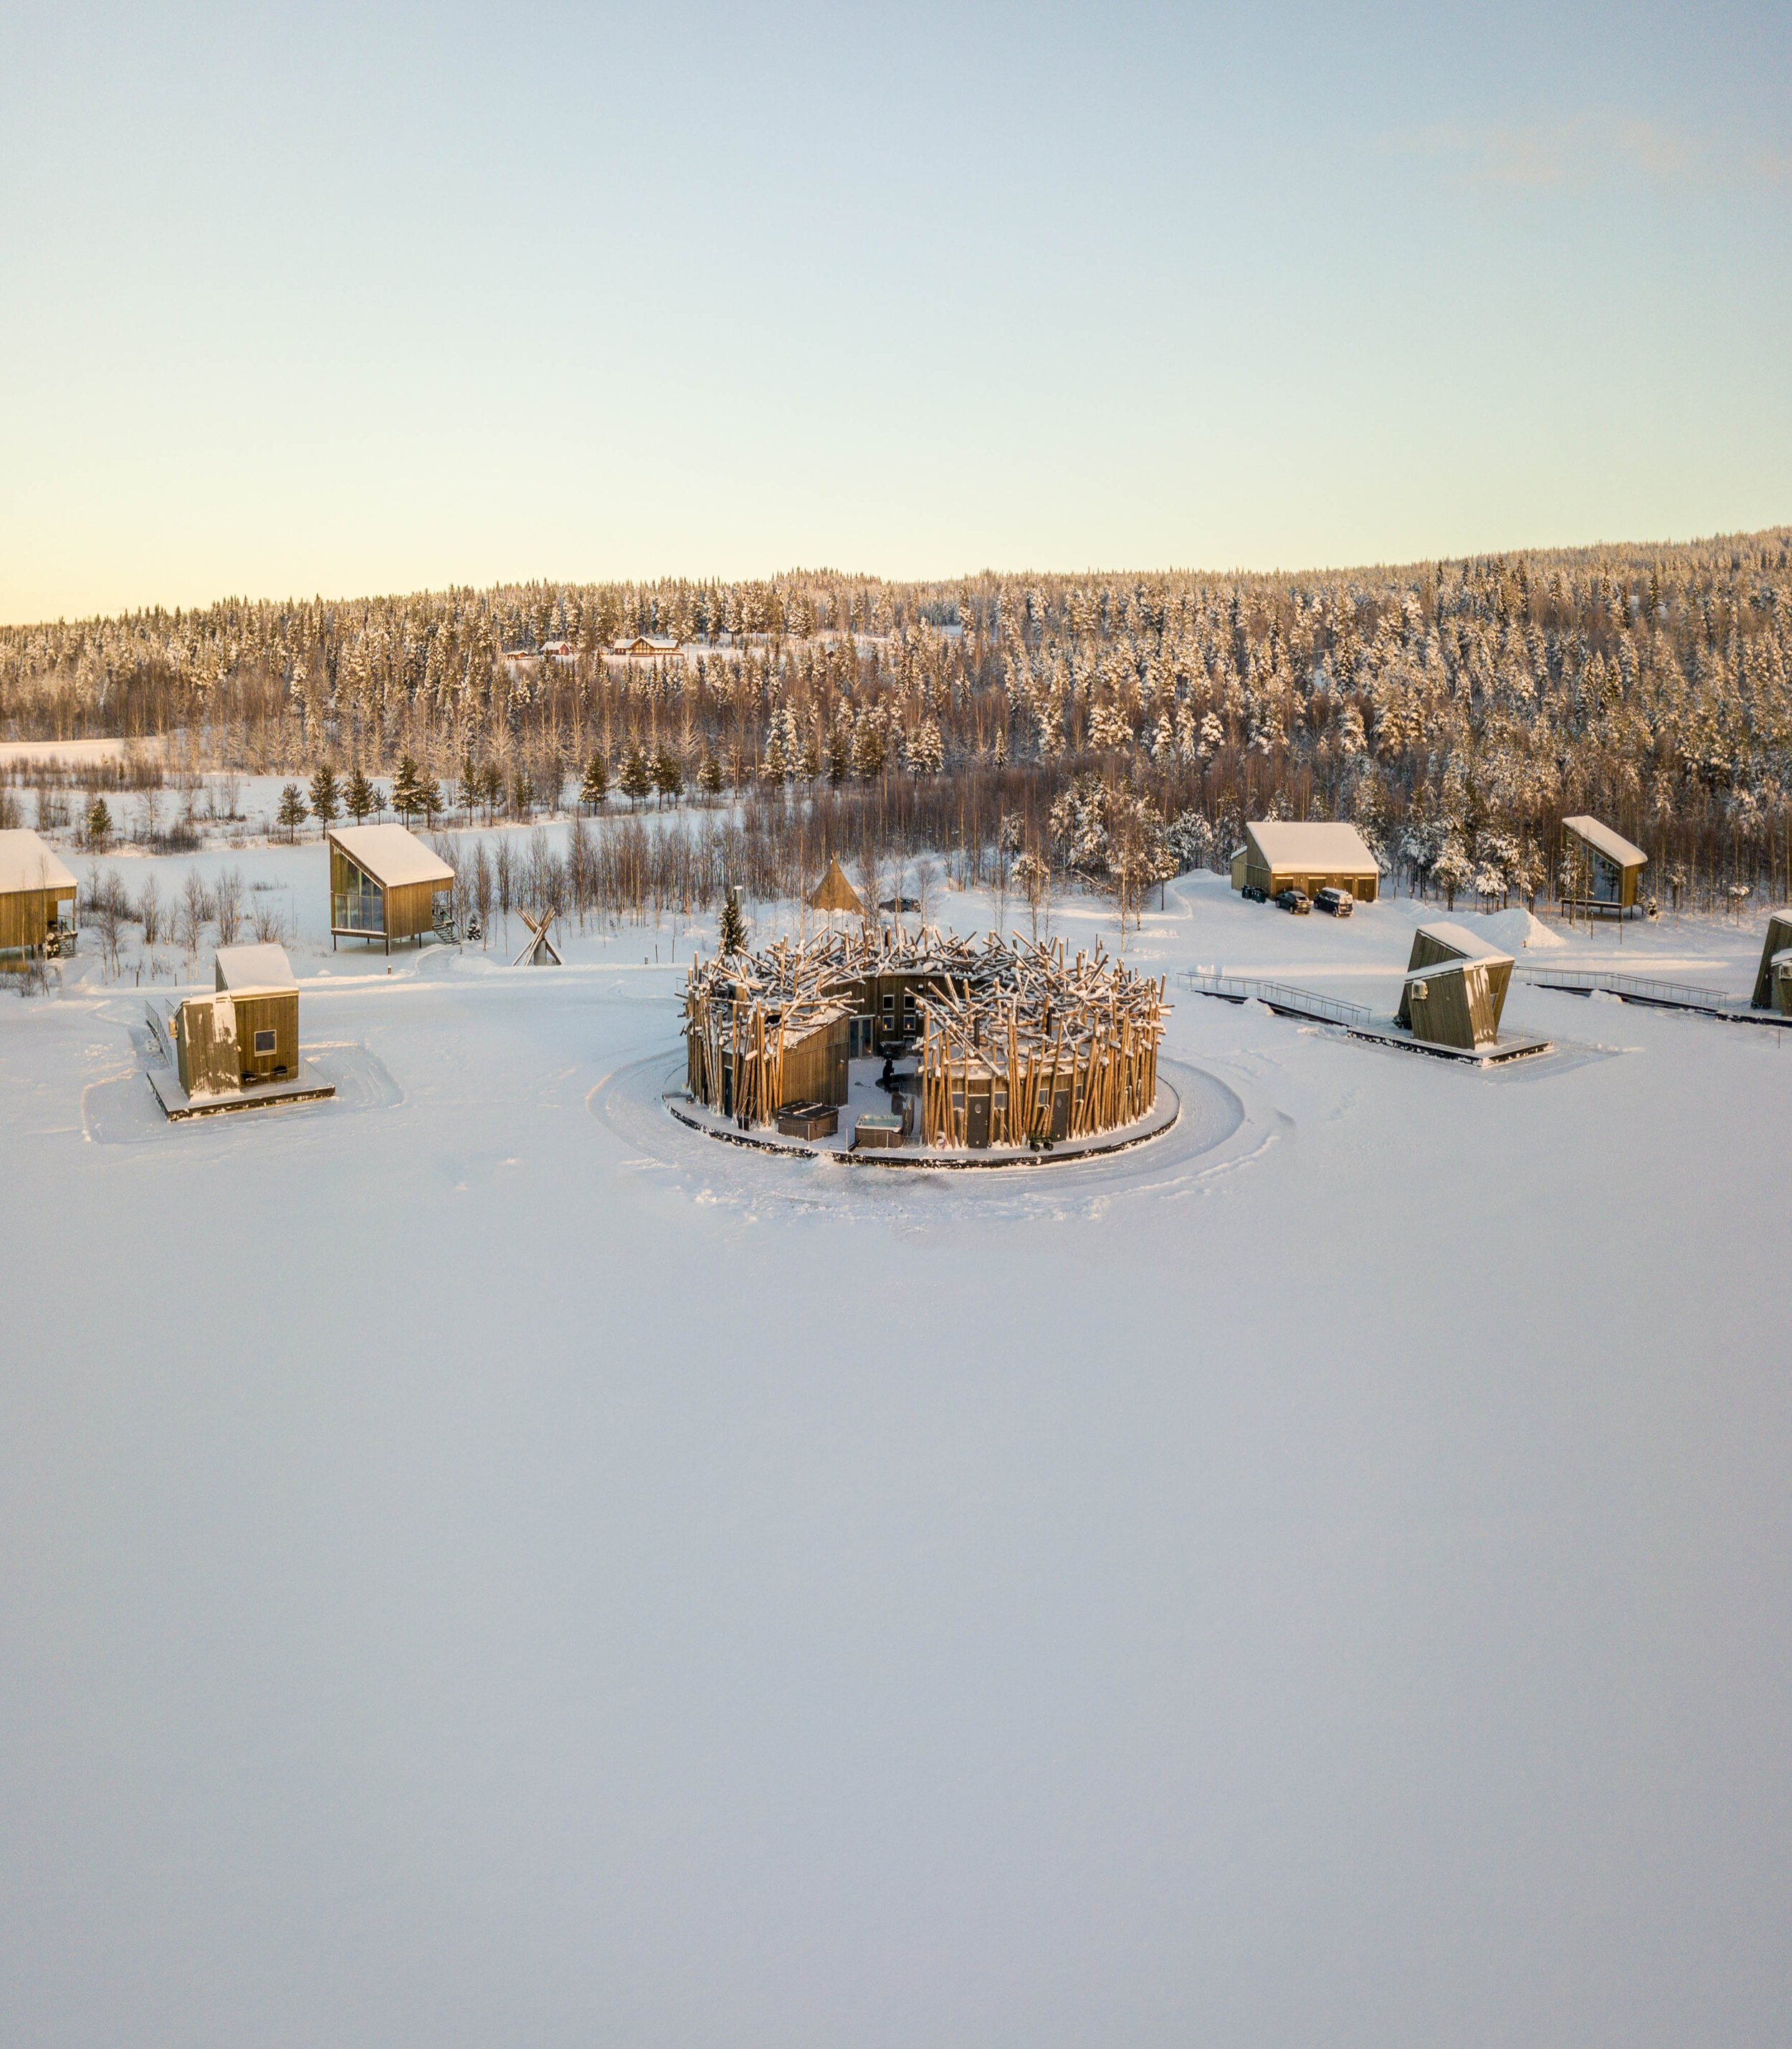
[
  {"left": 1517, "top": 967, "right": 1735, "bottom": 1009},
  {"left": 1181, "top": 971, "right": 1374, "bottom": 1027}
]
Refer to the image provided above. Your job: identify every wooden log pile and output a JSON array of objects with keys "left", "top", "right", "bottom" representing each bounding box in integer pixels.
[{"left": 683, "top": 927, "right": 1168, "bottom": 1145}]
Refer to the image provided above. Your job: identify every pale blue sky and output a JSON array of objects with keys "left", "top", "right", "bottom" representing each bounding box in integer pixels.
[{"left": 3, "top": 1, "right": 1788, "bottom": 619}]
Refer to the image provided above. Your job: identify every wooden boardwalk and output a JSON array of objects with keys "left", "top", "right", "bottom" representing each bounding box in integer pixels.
[
  {"left": 1181, "top": 974, "right": 1552, "bottom": 1067},
  {"left": 1517, "top": 967, "right": 1792, "bottom": 1027}
]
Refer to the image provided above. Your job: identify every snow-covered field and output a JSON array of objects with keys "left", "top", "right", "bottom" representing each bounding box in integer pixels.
[{"left": 4, "top": 843, "right": 1789, "bottom": 2048}]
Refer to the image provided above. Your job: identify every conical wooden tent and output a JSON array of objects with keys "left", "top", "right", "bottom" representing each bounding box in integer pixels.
[{"left": 807, "top": 855, "right": 864, "bottom": 916}]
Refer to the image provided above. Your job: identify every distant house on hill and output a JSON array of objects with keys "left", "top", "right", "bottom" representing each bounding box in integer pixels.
[
  {"left": 1234, "top": 821, "right": 1380, "bottom": 902},
  {"left": 327, "top": 823, "right": 456, "bottom": 953},
  {"left": 0, "top": 828, "right": 78, "bottom": 961},
  {"left": 1751, "top": 910, "right": 1792, "bottom": 1014},
  {"left": 1560, "top": 816, "right": 1647, "bottom": 916},
  {"left": 609, "top": 634, "right": 682, "bottom": 657},
  {"left": 1395, "top": 921, "right": 1515, "bottom": 1051}
]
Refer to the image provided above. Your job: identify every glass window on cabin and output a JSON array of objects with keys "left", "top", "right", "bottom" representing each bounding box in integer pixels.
[
  {"left": 882, "top": 994, "right": 895, "bottom": 1010},
  {"left": 254, "top": 1030, "right": 276, "bottom": 1055}
]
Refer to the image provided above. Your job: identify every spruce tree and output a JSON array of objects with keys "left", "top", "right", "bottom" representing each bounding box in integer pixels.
[
  {"left": 391, "top": 755, "right": 423, "bottom": 822},
  {"left": 579, "top": 753, "right": 609, "bottom": 810},
  {"left": 718, "top": 886, "right": 748, "bottom": 956},
  {"left": 619, "top": 743, "right": 653, "bottom": 807},
  {"left": 653, "top": 746, "right": 685, "bottom": 806},
  {"left": 698, "top": 750, "right": 724, "bottom": 798},
  {"left": 277, "top": 784, "right": 309, "bottom": 843},
  {"left": 309, "top": 763, "right": 340, "bottom": 829},
  {"left": 86, "top": 797, "right": 112, "bottom": 847},
  {"left": 345, "top": 767, "right": 375, "bottom": 823}
]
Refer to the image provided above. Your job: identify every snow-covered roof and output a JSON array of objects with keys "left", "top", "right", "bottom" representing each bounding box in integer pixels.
[
  {"left": 1561, "top": 816, "right": 1647, "bottom": 869},
  {"left": 1413, "top": 921, "right": 1513, "bottom": 966},
  {"left": 1245, "top": 821, "right": 1379, "bottom": 873},
  {"left": 0, "top": 827, "right": 78, "bottom": 895},
  {"left": 215, "top": 943, "right": 296, "bottom": 994},
  {"left": 328, "top": 823, "right": 455, "bottom": 888}
]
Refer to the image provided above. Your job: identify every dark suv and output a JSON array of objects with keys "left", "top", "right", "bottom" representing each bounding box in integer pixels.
[
  {"left": 1315, "top": 886, "right": 1353, "bottom": 917},
  {"left": 1275, "top": 888, "right": 1311, "bottom": 915}
]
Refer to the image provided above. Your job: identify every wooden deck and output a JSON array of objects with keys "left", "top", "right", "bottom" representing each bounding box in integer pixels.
[{"left": 147, "top": 1061, "right": 337, "bottom": 1121}]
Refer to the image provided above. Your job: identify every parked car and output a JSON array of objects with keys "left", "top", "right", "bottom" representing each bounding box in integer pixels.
[
  {"left": 1275, "top": 888, "right": 1311, "bottom": 915},
  {"left": 1315, "top": 886, "right": 1353, "bottom": 917},
  {"left": 1242, "top": 883, "right": 1269, "bottom": 903}
]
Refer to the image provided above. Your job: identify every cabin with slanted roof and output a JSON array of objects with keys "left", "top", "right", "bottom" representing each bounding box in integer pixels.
[
  {"left": 173, "top": 943, "right": 300, "bottom": 1095},
  {"left": 0, "top": 828, "right": 78, "bottom": 961},
  {"left": 1751, "top": 910, "right": 1792, "bottom": 1014},
  {"left": 327, "top": 824, "right": 456, "bottom": 951},
  {"left": 1560, "top": 816, "right": 1647, "bottom": 916},
  {"left": 1395, "top": 921, "right": 1515, "bottom": 1051},
  {"left": 1234, "top": 821, "right": 1380, "bottom": 901}
]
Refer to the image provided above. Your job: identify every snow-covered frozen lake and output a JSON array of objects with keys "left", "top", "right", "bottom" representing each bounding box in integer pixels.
[{"left": 3, "top": 850, "right": 1789, "bottom": 2048}]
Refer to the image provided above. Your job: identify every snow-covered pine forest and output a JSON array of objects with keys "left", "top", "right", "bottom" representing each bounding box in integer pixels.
[{"left": 5, "top": 528, "right": 1792, "bottom": 915}]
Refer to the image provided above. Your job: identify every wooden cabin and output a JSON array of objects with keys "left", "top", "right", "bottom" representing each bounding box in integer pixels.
[
  {"left": 0, "top": 828, "right": 78, "bottom": 961},
  {"left": 1751, "top": 911, "right": 1792, "bottom": 1014},
  {"left": 327, "top": 824, "right": 456, "bottom": 951},
  {"left": 173, "top": 943, "right": 300, "bottom": 1097},
  {"left": 1234, "top": 821, "right": 1379, "bottom": 901},
  {"left": 1395, "top": 921, "right": 1515, "bottom": 1050},
  {"left": 609, "top": 634, "right": 682, "bottom": 657},
  {"left": 807, "top": 855, "right": 864, "bottom": 918},
  {"left": 1560, "top": 816, "right": 1647, "bottom": 915}
]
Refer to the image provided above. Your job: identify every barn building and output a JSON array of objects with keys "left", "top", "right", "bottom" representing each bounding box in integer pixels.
[
  {"left": 1751, "top": 910, "right": 1792, "bottom": 1014},
  {"left": 0, "top": 828, "right": 78, "bottom": 961},
  {"left": 1560, "top": 816, "right": 1648, "bottom": 916},
  {"left": 173, "top": 944, "right": 301, "bottom": 1096},
  {"left": 327, "top": 824, "right": 456, "bottom": 951},
  {"left": 1232, "top": 821, "right": 1380, "bottom": 901},
  {"left": 1394, "top": 921, "right": 1515, "bottom": 1052}
]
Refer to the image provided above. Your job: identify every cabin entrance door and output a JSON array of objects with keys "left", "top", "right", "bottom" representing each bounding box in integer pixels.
[{"left": 965, "top": 1093, "right": 991, "bottom": 1149}]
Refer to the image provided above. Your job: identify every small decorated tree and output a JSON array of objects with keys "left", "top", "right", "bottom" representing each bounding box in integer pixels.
[{"left": 718, "top": 886, "right": 748, "bottom": 956}]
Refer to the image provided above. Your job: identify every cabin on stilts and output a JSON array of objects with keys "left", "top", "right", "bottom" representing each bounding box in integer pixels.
[
  {"left": 682, "top": 928, "right": 1168, "bottom": 1149},
  {"left": 1751, "top": 910, "right": 1792, "bottom": 1014},
  {"left": 1395, "top": 922, "right": 1515, "bottom": 1052},
  {"left": 807, "top": 855, "right": 865, "bottom": 918},
  {"left": 327, "top": 824, "right": 456, "bottom": 951},
  {"left": 0, "top": 829, "right": 78, "bottom": 963},
  {"left": 1560, "top": 816, "right": 1647, "bottom": 917}
]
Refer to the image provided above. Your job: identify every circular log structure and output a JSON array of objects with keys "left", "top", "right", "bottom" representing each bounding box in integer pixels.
[{"left": 682, "top": 926, "right": 1169, "bottom": 1151}]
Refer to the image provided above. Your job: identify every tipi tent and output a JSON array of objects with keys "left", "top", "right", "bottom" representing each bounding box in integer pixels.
[{"left": 808, "top": 856, "right": 864, "bottom": 917}]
